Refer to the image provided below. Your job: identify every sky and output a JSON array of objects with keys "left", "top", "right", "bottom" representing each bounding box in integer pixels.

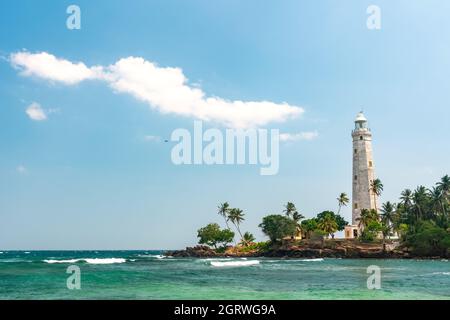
[{"left": 1, "top": 0, "right": 449, "bottom": 250}]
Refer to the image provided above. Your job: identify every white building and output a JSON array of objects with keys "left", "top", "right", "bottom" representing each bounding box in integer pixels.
[{"left": 345, "top": 111, "right": 378, "bottom": 239}]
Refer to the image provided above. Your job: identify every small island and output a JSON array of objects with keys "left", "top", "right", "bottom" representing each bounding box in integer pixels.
[
  {"left": 168, "top": 113, "right": 449, "bottom": 260},
  {"left": 168, "top": 174, "right": 450, "bottom": 260}
]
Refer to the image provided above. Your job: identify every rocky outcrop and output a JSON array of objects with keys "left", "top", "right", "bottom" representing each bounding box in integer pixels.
[{"left": 166, "top": 240, "right": 440, "bottom": 259}]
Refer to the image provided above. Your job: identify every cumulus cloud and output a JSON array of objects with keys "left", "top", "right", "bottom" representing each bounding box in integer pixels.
[
  {"left": 10, "top": 51, "right": 100, "bottom": 85},
  {"left": 25, "top": 102, "right": 47, "bottom": 121},
  {"left": 10, "top": 51, "right": 304, "bottom": 128},
  {"left": 280, "top": 131, "right": 318, "bottom": 142}
]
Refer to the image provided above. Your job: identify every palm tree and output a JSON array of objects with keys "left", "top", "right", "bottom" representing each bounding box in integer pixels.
[
  {"left": 317, "top": 213, "right": 338, "bottom": 238},
  {"left": 369, "top": 179, "right": 383, "bottom": 211},
  {"left": 356, "top": 208, "right": 378, "bottom": 229},
  {"left": 292, "top": 211, "right": 305, "bottom": 238},
  {"left": 283, "top": 202, "right": 297, "bottom": 218},
  {"left": 400, "top": 189, "right": 413, "bottom": 208},
  {"left": 429, "top": 186, "right": 443, "bottom": 218},
  {"left": 337, "top": 192, "right": 349, "bottom": 215},
  {"left": 217, "top": 202, "right": 231, "bottom": 229},
  {"left": 437, "top": 174, "right": 450, "bottom": 199},
  {"left": 239, "top": 232, "right": 255, "bottom": 246},
  {"left": 436, "top": 175, "right": 450, "bottom": 215},
  {"left": 228, "top": 208, "right": 245, "bottom": 240},
  {"left": 380, "top": 201, "right": 395, "bottom": 237},
  {"left": 412, "top": 186, "right": 428, "bottom": 221}
]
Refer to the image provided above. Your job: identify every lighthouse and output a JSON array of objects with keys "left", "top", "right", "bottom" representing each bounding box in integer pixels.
[{"left": 345, "top": 111, "right": 377, "bottom": 239}]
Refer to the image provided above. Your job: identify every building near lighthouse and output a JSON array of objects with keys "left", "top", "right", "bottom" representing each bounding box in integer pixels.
[{"left": 345, "top": 111, "right": 378, "bottom": 239}]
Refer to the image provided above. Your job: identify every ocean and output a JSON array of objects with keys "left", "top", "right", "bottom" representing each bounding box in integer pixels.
[{"left": 0, "top": 251, "right": 448, "bottom": 299}]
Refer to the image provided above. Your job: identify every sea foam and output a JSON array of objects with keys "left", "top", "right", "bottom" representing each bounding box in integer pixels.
[
  {"left": 210, "top": 260, "right": 260, "bottom": 267},
  {"left": 43, "top": 258, "right": 126, "bottom": 264},
  {"left": 300, "top": 258, "right": 324, "bottom": 262}
]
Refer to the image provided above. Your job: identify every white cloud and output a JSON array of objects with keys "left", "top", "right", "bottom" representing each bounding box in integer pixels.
[
  {"left": 10, "top": 52, "right": 304, "bottom": 128},
  {"left": 10, "top": 51, "right": 100, "bottom": 85},
  {"left": 26, "top": 102, "right": 47, "bottom": 121},
  {"left": 280, "top": 131, "right": 318, "bottom": 142},
  {"left": 17, "top": 165, "right": 27, "bottom": 174},
  {"left": 144, "top": 135, "right": 162, "bottom": 143}
]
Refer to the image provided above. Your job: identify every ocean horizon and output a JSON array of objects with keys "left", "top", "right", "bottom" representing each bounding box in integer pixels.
[{"left": 0, "top": 250, "right": 448, "bottom": 300}]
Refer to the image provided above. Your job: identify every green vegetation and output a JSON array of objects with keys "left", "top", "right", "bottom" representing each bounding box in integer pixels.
[
  {"left": 197, "top": 223, "right": 234, "bottom": 249},
  {"left": 259, "top": 214, "right": 297, "bottom": 242},
  {"left": 196, "top": 175, "right": 449, "bottom": 258}
]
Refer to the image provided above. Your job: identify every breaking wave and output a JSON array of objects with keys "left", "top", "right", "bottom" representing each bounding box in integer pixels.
[
  {"left": 43, "top": 258, "right": 126, "bottom": 264},
  {"left": 210, "top": 260, "right": 260, "bottom": 267}
]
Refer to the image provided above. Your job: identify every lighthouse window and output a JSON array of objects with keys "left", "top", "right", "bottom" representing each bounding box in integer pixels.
[
  {"left": 359, "top": 136, "right": 363, "bottom": 140},
  {"left": 354, "top": 203, "right": 358, "bottom": 209},
  {"left": 354, "top": 149, "right": 357, "bottom": 154},
  {"left": 354, "top": 175, "right": 357, "bottom": 180},
  {"left": 369, "top": 161, "right": 373, "bottom": 167}
]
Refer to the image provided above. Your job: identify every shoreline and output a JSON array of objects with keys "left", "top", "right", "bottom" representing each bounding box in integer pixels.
[{"left": 166, "top": 240, "right": 449, "bottom": 260}]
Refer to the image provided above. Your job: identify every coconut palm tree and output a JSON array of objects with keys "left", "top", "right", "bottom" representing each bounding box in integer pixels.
[
  {"left": 437, "top": 174, "right": 450, "bottom": 199},
  {"left": 337, "top": 192, "right": 349, "bottom": 215},
  {"left": 228, "top": 208, "right": 245, "bottom": 240},
  {"left": 400, "top": 189, "right": 413, "bottom": 209},
  {"left": 429, "top": 186, "right": 443, "bottom": 219},
  {"left": 217, "top": 202, "right": 231, "bottom": 229},
  {"left": 356, "top": 208, "right": 378, "bottom": 229},
  {"left": 291, "top": 211, "right": 305, "bottom": 238},
  {"left": 317, "top": 213, "right": 338, "bottom": 238},
  {"left": 369, "top": 179, "right": 383, "bottom": 211},
  {"left": 380, "top": 201, "right": 395, "bottom": 227},
  {"left": 239, "top": 232, "right": 255, "bottom": 246},
  {"left": 380, "top": 201, "right": 395, "bottom": 237},
  {"left": 283, "top": 202, "right": 297, "bottom": 218},
  {"left": 412, "top": 186, "right": 428, "bottom": 221}
]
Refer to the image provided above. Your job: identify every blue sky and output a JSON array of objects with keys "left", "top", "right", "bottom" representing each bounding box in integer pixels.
[{"left": 1, "top": 0, "right": 449, "bottom": 249}]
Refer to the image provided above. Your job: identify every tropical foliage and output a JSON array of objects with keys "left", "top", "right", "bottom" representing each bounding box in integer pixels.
[{"left": 197, "top": 223, "right": 235, "bottom": 249}]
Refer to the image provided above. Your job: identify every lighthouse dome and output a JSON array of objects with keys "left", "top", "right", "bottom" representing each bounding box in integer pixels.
[{"left": 355, "top": 112, "right": 367, "bottom": 122}]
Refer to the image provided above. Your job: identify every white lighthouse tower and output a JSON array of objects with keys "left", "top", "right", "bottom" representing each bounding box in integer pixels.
[{"left": 345, "top": 111, "right": 378, "bottom": 239}]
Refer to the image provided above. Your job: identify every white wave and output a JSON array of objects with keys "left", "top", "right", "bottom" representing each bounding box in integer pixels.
[
  {"left": 210, "top": 260, "right": 260, "bottom": 267},
  {"left": 137, "top": 254, "right": 166, "bottom": 259},
  {"left": 43, "top": 259, "right": 81, "bottom": 264},
  {"left": 300, "top": 258, "right": 324, "bottom": 262},
  {"left": 432, "top": 272, "right": 450, "bottom": 276},
  {"left": 44, "top": 258, "right": 126, "bottom": 264},
  {"left": 84, "top": 258, "right": 126, "bottom": 264},
  {"left": 0, "top": 252, "right": 3, "bottom": 254},
  {"left": 24, "top": 252, "right": 30, "bottom": 254}
]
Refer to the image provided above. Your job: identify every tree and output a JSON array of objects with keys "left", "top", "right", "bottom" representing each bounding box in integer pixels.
[
  {"left": 301, "top": 218, "right": 318, "bottom": 239},
  {"left": 291, "top": 211, "right": 305, "bottom": 238},
  {"left": 337, "top": 192, "right": 349, "bottom": 214},
  {"left": 317, "top": 212, "right": 338, "bottom": 238},
  {"left": 369, "top": 178, "right": 383, "bottom": 211},
  {"left": 239, "top": 232, "right": 256, "bottom": 246},
  {"left": 197, "top": 223, "right": 235, "bottom": 249},
  {"left": 380, "top": 201, "right": 395, "bottom": 232},
  {"left": 283, "top": 202, "right": 297, "bottom": 218},
  {"left": 316, "top": 211, "right": 348, "bottom": 231},
  {"left": 356, "top": 208, "right": 378, "bottom": 230},
  {"left": 437, "top": 174, "right": 450, "bottom": 199},
  {"left": 228, "top": 208, "right": 245, "bottom": 240},
  {"left": 259, "top": 214, "right": 297, "bottom": 242},
  {"left": 217, "top": 202, "right": 231, "bottom": 229},
  {"left": 412, "top": 186, "right": 428, "bottom": 221}
]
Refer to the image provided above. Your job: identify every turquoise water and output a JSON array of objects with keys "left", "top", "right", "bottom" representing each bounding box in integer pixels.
[{"left": 0, "top": 251, "right": 448, "bottom": 299}]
